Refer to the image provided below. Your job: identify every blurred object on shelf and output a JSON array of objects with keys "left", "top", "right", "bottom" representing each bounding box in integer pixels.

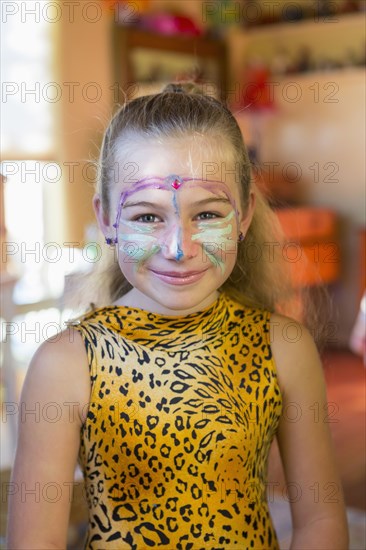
[
  {"left": 349, "top": 292, "right": 366, "bottom": 363},
  {"left": 340, "top": 0, "right": 363, "bottom": 14},
  {"left": 203, "top": 0, "right": 245, "bottom": 38},
  {"left": 282, "top": 2, "right": 305, "bottom": 22},
  {"left": 292, "top": 45, "right": 313, "bottom": 73},
  {"left": 315, "top": 0, "right": 339, "bottom": 18},
  {"left": 271, "top": 47, "right": 292, "bottom": 76},
  {"left": 270, "top": 43, "right": 365, "bottom": 76},
  {"left": 243, "top": 0, "right": 363, "bottom": 27},
  {"left": 108, "top": 0, "right": 203, "bottom": 36},
  {"left": 137, "top": 13, "right": 203, "bottom": 36}
]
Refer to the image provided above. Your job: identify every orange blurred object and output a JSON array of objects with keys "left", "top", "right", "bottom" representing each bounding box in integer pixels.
[{"left": 276, "top": 207, "right": 340, "bottom": 287}]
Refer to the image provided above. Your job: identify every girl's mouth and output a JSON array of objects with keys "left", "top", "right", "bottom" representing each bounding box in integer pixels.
[{"left": 149, "top": 269, "right": 208, "bottom": 285}]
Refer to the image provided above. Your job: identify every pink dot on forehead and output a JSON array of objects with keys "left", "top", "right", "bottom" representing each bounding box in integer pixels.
[
  {"left": 171, "top": 179, "right": 182, "bottom": 189},
  {"left": 165, "top": 174, "right": 184, "bottom": 189}
]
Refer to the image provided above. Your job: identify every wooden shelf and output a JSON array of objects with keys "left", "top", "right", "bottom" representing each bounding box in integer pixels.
[{"left": 113, "top": 26, "right": 228, "bottom": 101}]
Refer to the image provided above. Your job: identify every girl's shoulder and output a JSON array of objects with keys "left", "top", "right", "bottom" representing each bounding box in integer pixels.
[
  {"left": 269, "top": 311, "right": 322, "bottom": 397},
  {"left": 22, "top": 327, "right": 90, "bottom": 415},
  {"left": 269, "top": 311, "right": 314, "bottom": 353},
  {"left": 32, "top": 325, "right": 88, "bottom": 363}
]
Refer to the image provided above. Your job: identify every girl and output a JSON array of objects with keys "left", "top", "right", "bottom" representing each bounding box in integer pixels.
[{"left": 7, "top": 83, "right": 348, "bottom": 549}]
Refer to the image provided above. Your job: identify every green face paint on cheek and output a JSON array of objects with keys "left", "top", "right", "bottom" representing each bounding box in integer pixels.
[
  {"left": 202, "top": 245, "right": 225, "bottom": 272},
  {"left": 191, "top": 211, "right": 236, "bottom": 274},
  {"left": 118, "top": 221, "right": 161, "bottom": 265}
]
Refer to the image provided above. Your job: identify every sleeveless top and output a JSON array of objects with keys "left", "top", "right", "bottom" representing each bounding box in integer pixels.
[{"left": 72, "top": 292, "right": 283, "bottom": 549}]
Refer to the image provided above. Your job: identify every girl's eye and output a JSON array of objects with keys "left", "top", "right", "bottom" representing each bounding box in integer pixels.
[
  {"left": 133, "top": 214, "right": 161, "bottom": 223},
  {"left": 196, "top": 212, "right": 220, "bottom": 220}
]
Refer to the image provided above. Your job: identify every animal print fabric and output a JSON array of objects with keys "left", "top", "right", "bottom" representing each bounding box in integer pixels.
[{"left": 72, "top": 292, "right": 282, "bottom": 549}]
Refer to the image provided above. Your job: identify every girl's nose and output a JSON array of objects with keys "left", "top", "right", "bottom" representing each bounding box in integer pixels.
[{"left": 161, "top": 224, "right": 198, "bottom": 261}]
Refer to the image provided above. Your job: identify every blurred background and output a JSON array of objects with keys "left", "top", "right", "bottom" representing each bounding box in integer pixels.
[{"left": 1, "top": 0, "right": 365, "bottom": 548}]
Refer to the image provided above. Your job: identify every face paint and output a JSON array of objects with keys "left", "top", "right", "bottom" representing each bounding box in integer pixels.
[
  {"left": 168, "top": 224, "right": 184, "bottom": 262},
  {"left": 170, "top": 177, "right": 185, "bottom": 261},
  {"left": 192, "top": 211, "right": 236, "bottom": 274},
  {"left": 115, "top": 175, "right": 241, "bottom": 268},
  {"left": 118, "top": 219, "right": 161, "bottom": 265},
  {"left": 113, "top": 175, "right": 241, "bottom": 237}
]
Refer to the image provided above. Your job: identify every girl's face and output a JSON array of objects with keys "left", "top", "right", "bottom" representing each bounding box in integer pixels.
[{"left": 95, "top": 136, "right": 255, "bottom": 315}]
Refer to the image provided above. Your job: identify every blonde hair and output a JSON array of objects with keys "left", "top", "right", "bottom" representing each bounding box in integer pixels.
[{"left": 80, "top": 82, "right": 299, "bottom": 318}]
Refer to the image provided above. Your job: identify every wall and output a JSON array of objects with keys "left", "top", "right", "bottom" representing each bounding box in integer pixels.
[
  {"left": 260, "top": 69, "right": 365, "bottom": 224},
  {"left": 57, "top": 7, "right": 114, "bottom": 243}
]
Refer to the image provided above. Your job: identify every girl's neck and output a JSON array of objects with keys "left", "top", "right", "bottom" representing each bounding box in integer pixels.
[{"left": 113, "top": 288, "right": 221, "bottom": 316}]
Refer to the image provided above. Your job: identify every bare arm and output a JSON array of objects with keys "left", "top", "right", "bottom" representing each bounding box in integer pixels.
[
  {"left": 6, "top": 329, "right": 90, "bottom": 549},
  {"left": 271, "top": 314, "right": 349, "bottom": 550}
]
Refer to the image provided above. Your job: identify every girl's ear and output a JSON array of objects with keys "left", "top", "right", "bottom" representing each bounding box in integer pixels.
[
  {"left": 93, "top": 193, "right": 111, "bottom": 238},
  {"left": 239, "top": 191, "right": 256, "bottom": 237}
]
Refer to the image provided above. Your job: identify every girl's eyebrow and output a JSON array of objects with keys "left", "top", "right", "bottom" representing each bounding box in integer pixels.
[
  {"left": 122, "top": 197, "right": 232, "bottom": 209},
  {"left": 122, "top": 201, "right": 160, "bottom": 210},
  {"left": 189, "top": 197, "right": 232, "bottom": 207}
]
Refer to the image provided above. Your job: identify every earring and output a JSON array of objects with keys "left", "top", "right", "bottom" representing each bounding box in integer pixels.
[
  {"left": 238, "top": 232, "right": 245, "bottom": 242},
  {"left": 105, "top": 237, "right": 117, "bottom": 245}
]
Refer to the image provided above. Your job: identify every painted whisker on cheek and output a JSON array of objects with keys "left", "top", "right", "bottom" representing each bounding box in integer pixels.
[
  {"left": 196, "top": 210, "right": 236, "bottom": 228},
  {"left": 192, "top": 210, "right": 235, "bottom": 242},
  {"left": 118, "top": 220, "right": 161, "bottom": 264},
  {"left": 121, "top": 220, "right": 157, "bottom": 233},
  {"left": 193, "top": 223, "right": 233, "bottom": 239},
  {"left": 135, "top": 244, "right": 161, "bottom": 269},
  {"left": 192, "top": 211, "right": 236, "bottom": 274},
  {"left": 202, "top": 244, "right": 225, "bottom": 272},
  {"left": 119, "top": 233, "right": 157, "bottom": 244},
  {"left": 119, "top": 235, "right": 160, "bottom": 262}
]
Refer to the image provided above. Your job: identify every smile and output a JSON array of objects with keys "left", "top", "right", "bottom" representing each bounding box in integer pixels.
[{"left": 149, "top": 269, "right": 208, "bottom": 285}]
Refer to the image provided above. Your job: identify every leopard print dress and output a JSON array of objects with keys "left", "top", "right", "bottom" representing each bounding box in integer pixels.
[{"left": 72, "top": 292, "right": 282, "bottom": 549}]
